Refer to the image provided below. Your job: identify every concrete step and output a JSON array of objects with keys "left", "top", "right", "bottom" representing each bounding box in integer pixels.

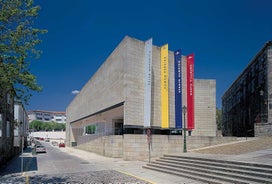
[
  {"left": 161, "top": 156, "right": 272, "bottom": 175},
  {"left": 143, "top": 155, "right": 272, "bottom": 184},
  {"left": 164, "top": 155, "right": 272, "bottom": 169},
  {"left": 148, "top": 161, "right": 272, "bottom": 183},
  {"left": 143, "top": 164, "right": 254, "bottom": 184},
  {"left": 155, "top": 159, "right": 272, "bottom": 179},
  {"left": 143, "top": 165, "right": 225, "bottom": 184}
]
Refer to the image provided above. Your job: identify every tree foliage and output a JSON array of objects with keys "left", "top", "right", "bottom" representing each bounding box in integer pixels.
[
  {"left": 0, "top": 0, "right": 47, "bottom": 104},
  {"left": 216, "top": 108, "right": 222, "bottom": 130},
  {"left": 29, "top": 120, "right": 66, "bottom": 132}
]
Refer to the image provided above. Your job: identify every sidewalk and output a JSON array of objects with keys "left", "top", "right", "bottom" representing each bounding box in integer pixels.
[
  {"left": 59, "top": 136, "right": 272, "bottom": 184},
  {"left": 60, "top": 147, "right": 201, "bottom": 184},
  {"left": 190, "top": 136, "right": 272, "bottom": 165}
]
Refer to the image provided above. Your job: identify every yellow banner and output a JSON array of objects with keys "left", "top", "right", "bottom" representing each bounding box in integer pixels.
[{"left": 161, "top": 44, "right": 169, "bottom": 128}]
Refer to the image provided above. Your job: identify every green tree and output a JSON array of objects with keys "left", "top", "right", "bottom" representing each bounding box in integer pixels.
[
  {"left": 29, "top": 120, "right": 42, "bottom": 131},
  {"left": 54, "top": 122, "right": 66, "bottom": 131},
  {"left": 216, "top": 108, "right": 222, "bottom": 130},
  {"left": 29, "top": 120, "right": 66, "bottom": 132},
  {"left": 0, "top": 0, "right": 47, "bottom": 104}
]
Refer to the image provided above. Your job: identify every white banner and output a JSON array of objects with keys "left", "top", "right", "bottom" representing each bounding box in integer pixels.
[{"left": 144, "top": 38, "right": 152, "bottom": 127}]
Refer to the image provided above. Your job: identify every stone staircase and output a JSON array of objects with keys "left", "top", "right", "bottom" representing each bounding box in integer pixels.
[{"left": 143, "top": 155, "right": 272, "bottom": 184}]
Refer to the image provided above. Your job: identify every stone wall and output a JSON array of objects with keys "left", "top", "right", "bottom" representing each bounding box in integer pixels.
[
  {"left": 255, "top": 123, "right": 272, "bottom": 136},
  {"left": 76, "top": 135, "right": 237, "bottom": 161},
  {"left": 77, "top": 135, "right": 123, "bottom": 158}
]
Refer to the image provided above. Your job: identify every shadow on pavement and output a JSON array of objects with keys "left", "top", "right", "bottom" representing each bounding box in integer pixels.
[
  {"left": 23, "top": 156, "right": 38, "bottom": 172},
  {"left": 0, "top": 147, "right": 38, "bottom": 176}
]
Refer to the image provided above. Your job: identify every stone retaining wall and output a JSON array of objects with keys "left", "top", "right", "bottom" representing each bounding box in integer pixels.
[
  {"left": 255, "top": 123, "right": 272, "bottom": 136},
  {"left": 76, "top": 135, "right": 237, "bottom": 161}
]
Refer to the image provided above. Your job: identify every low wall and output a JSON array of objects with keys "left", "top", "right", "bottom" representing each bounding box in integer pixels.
[
  {"left": 75, "top": 135, "right": 237, "bottom": 161},
  {"left": 77, "top": 135, "right": 123, "bottom": 158},
  {"left": 30, "top": 131, "right": 66, "bottom": 140},
  {"left": 255, "top": 123, "right": 272, "bottom": 136}
]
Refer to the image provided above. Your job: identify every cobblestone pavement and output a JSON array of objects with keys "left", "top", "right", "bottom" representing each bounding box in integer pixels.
[
  {"left": 192, "top": 136, "right": 272, "bottom": 155},
  {"left": 0, "top": 170, "right": 149, "bottom": 184}
]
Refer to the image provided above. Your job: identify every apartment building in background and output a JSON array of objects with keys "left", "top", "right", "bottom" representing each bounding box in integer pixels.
[{"left": 28, "top": 110, "right": 66, "bottom": 123}]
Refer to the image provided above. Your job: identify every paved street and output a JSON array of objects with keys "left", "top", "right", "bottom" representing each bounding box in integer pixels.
[
  {"left": 0, "top": 142, "right": 150, "bottom": 184},
  {"left": 1, "top": 136, "right": 272, "bottom": 184}
]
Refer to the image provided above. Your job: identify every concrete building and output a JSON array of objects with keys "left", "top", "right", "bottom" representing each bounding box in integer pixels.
[
  {"left": 28, "top": 110, "right": 66, "bottom": 123},
  {"left": 222, "top": 41, "right": 272, "bottom": 137},
  {"left": 66, "top": 36, "right": 218, "bottom": 160}
]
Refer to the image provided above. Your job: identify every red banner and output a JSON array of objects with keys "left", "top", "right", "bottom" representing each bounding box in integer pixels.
[{"left": 187, "top": 54, "right": 195, "bottom": 129}]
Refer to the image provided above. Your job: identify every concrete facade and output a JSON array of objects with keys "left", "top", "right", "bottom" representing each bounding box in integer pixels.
[
  {"left": 66, "top": 36, "right": 217, "bottom": 158},
  {"left": 194, "top": 80, "right": 217, "bottom": 136}
]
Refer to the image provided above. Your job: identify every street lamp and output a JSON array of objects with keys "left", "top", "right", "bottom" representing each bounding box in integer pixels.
[
  {"left": 260, "top": 90, "right": 264, "bottom": 123},
  {"left": 182, "top": 105, "right": 187, "bottom": 153}
]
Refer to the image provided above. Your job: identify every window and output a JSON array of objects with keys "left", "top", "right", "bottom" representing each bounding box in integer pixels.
[
  {"left": 269, "top": 103, "right": 272, "bottom": 110},
  {"left": 85, "top": 125, "right": 96, "bottom": 134}
]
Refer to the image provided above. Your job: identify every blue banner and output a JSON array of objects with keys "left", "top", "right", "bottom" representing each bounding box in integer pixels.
[{"left": 174, "top": 49, "right": 182, "bottom": 128}]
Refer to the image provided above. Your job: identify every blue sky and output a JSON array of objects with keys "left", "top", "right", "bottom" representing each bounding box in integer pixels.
[{"left": 27, "top": 0, "right": 272, "bottom": 111}]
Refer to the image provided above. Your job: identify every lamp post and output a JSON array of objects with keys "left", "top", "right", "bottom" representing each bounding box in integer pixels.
[
  {"left": 260, "top": 90, "right": 264, "bottom": 123},
  {"left": 20, "top": 122, "right": 24, "bottom": 174},
  {"left": 182, "top": 105, "right": 187, "bottom": 153}
]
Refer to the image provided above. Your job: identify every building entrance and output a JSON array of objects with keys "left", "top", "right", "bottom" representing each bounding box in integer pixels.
[{"left": 113, "top": 119, "right": 123, "bottom": 135}]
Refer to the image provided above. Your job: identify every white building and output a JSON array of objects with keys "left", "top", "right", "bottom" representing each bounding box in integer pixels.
[
  {"left": 28, "top": 110, "right": 66, "bottom": 123},
  {"left": 14, "top": 100, "right": 29, "bottom": 147}
]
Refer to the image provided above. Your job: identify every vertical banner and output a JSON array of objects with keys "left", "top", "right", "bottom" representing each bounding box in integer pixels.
[
  {"left": 144, "top": 38, "right": 152, "bottom": 127},
  {"left": 161, "top": 44, "right": 169, "bottom": 128},
  {"left": 187, "top": 54, "right": 195, "bottom": 129},
  {"left": 174, "top": 49, "right": 182, "bottom": 129}
]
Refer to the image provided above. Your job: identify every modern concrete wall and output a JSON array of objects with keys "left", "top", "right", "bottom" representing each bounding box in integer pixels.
[
  {"left": 194, "top": 79, "right": 217, "bottom": 136},
  {"left": 66, "top": 37, "right": 127, "bottom": 123}
]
